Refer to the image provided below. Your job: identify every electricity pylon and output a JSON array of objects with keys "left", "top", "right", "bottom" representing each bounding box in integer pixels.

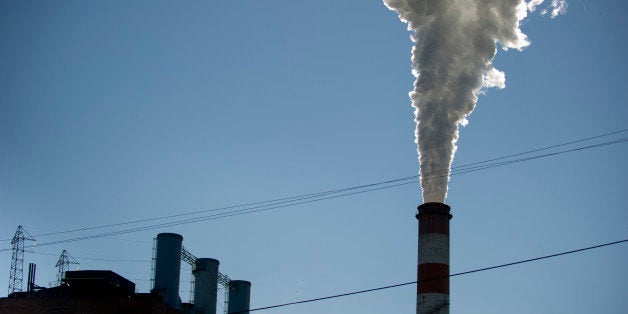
[
  {"left": 8, "top": 226, "right": 35, "bottom": 295},
  {"left": 55, "top": 250, "right": 79, "bottom": 286}
]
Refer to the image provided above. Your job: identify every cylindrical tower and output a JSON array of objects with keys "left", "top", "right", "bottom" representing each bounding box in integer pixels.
[
  {"left": 152, "top": 233, "right": 183, "bottom": 310},
  {"left": 416, "top": 202, "right": 452, "bottom": 314},
  {"left": 193, "top": 258, "right": 220, "bottom": 314},
  {"left": 227, "top": 280, "right": 251, "bottom": 314}
]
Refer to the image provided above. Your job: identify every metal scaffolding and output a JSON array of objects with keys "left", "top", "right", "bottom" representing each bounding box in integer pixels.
[
  {"left": 180, "top": 246, "right": 197, "bottom": 303},
  {"left": 218, "top": 272, "right": 231, "bottom": 314},
  {"left": 180, "top": 245, "right": 231, "bottom": 313}
]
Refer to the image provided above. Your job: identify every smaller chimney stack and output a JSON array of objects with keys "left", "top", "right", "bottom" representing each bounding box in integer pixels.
[
  {"left": 193, "top": 258, "right": 220, "bottom": 314},
  {"left": 27, "top": 263, "right": 36, "bottom": 292},
  {"left": 228, "top": 280, "right": 251, "bottom": 314}
]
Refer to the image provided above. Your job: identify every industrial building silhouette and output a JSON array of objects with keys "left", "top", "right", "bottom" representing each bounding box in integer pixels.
[{"left": 1, "top": 232, "right": 250, "bottom": 314}]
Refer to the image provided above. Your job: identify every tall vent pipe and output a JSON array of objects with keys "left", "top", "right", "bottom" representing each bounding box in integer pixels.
[
  {"left": 416, "top": 202, "right": 452, "bottom": 314},
  {"left": 27, "top": 263, "right": 36, "bottom": 292},
  {"left": 152, "top": 233, "right": 183, "bottom": 310},
  {"left": 227, "top": 280, "right": 251, "bottom": 314},
  {"left": 193, "top": 258, "right": 219, "bottom": 314}
]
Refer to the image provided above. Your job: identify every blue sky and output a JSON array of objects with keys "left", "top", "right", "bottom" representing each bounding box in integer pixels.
[{"left": 1, "top": 1, "right": 627, "bottom": 313}]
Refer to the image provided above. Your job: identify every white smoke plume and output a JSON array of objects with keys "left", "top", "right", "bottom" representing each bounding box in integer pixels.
[
  {"left": 528, "top": 0, "right": 569, "bottom": 17},
  {"left": 527, "top": 0, "right": 545, "bottom": 12},
  {"left": 383, "top": 0, "right": 563, "bottom": 203},
  {"left": 548, "top": 0, "right": 568, "bottom": 18}
]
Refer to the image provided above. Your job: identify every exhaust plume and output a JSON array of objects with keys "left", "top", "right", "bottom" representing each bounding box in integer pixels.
[{"left": 384, "top": 0, "right": 557, "bottom": 203}]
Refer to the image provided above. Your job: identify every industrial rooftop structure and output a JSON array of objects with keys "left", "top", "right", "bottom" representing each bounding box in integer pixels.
[{"left": 3, "top": 230, "right": 251, "bottom": 314}]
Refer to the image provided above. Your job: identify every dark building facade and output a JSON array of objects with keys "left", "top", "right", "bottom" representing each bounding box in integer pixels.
[{"left": 0, "top": 270, "right": 180, "bottom": 314}]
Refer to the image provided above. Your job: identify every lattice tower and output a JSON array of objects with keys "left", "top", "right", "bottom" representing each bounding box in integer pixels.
[
  {"left": 55, "top": 250, "right": 79, "bottom": 286},
  {"left": 8, "top": 226, "right": 35, "bottom": 295}
]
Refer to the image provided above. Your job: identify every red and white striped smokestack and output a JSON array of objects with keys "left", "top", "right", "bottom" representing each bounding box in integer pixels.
[{"left": 416, "top": 202, "right": 452, "bottom": 314}]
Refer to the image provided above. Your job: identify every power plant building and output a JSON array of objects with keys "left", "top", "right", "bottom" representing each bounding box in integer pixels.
[
  {"left": 0, "top": 270, "right": 180, "bottom": 314},
  {"left": 2, "top": 232, "right": 252, "bottom": 314}
]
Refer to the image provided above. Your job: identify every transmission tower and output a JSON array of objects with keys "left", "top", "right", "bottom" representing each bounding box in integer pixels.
[
  {"left": 8, "top": 226, "right": 36, "bottom": 295},
  {"left": 55, "top": 250, "right": 79, "bottom": 286}
]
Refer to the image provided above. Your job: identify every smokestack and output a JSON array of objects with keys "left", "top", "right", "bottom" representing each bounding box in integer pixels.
[
  {"left": 193, "top": 258, "right": 220, "bottom": 314},
  {"left": 416, "top": 202, "right": 452, "bottom": 314},
  {"left": 152, "top": 233, "right": 183, "bottom": 310},
  {"left": 227, "top": 280, "right": 251, "bottom": 314},
  {"left": 27, "top": 263, "right": 36, "bottom": 292}
]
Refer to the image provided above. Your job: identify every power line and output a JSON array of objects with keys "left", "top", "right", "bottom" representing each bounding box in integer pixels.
[
  {"left": 2, "top": 130, "right": 624, "bottom": 244},
  {"left": 32, "top": 252, "right": 150, "bottom": 263},
  {"left": 449, "top": 138, "right": 627, "bottom": 175},
  {"left": 0, "top": 179, "right": 416, "bottom": 242},
  {"left": 0, "top": 135, "right": 625, "bottom": 252},
  {"left": 227, "top": 238, "right": 628, "bottom": 314},
  {"left": 447, "top": 129, "right": 627, "bottom": 174},
  {"left": 3, "top": 129, "right": 623, "bottom": 243}
]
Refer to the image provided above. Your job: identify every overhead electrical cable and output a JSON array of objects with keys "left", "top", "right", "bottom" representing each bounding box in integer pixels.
[
  {"left": 32, "top": 251, "right": 150, "bottom": 263},
  {"left": 0, "top": 137, "right": 625, "bottom": 252},
  {"left": 228, "top": 238, "right": 628, "bottom": 313},
  {"left": 0, "top": 134, "right": 625, "bottom": 252},
  {"left": 449, "top": 138, "right": 627, "bottom": 175},
  {"left": 446, "top": 129, "right": 626, "bottom": 174},
  {"left": 0, "top": 178, "right": 416, "bottom": 241},
  {"left": 2, "top": 130, "right": 623, "bottom": 243}
]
